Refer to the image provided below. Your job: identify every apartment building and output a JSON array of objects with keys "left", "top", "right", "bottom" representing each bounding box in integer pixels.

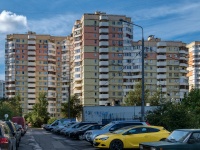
[
  {"left": 0, "top": 80, "right": 5, "bottom": 98},
  {"left": 187, "top": 41, "right": 200, "bottom": 90},
  {"left": 132, "top": 35, "right": 189, "bottom": 103},
  {"left": 70, "top": 12, "right": 133, "bottom": 106},
  {"left": 5, "top": 32, "right": 68, "bottom": 117}
]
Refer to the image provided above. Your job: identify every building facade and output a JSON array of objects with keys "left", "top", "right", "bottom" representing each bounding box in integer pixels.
[
  {"left": 187, "top": 41, "right": 200, "bottom": 90},
  {"left": 70, "top": 12, "right": 133, "bottom": 106},
  {"left": 5, "top": 32, "right": 68, "bottom": 117},
  {"left": 0, "top": 80, "right": 5, "bottom": 98},
  {"left": 132, "top": 35, "right": 189, "bottom": 103}
]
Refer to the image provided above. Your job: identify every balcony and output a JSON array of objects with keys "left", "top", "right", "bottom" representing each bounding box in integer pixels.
[
  {"left": 28, "top": 94, "right": 35, "bottom": 98},
  {"left": 99, "top": 100, "right": 109, "bottom": 106},
  {"left": 28, "top": 78, "right": 35, "bottom": 82},
  {"left": 99, "top": 28, "right": 109, "bottom": 33},
  {"left": 157, "top": 81, "right": 166, "bottom": 85},
  {"left": 99, "top": 61, "right": 109, "bottom": 66},
  {"left": 99, "top": 35, "right": 109, "bottom": 40},
  {"left": 99, "top": 81, "right": 109, "bottom": 86},
  {"left": 99, "top": 15, "right": 109, "bottom": 20},
  {"left": 28, "top": 89, "right": 35, "bottom": 93},
  {"left": 28, "top": 40, "right": 36, "bottom": 45},
  {"left": 99, "top": 48, "right": 108, "bottom": 53},
  {"left": 180, "top": 69, "right": 188, "bottom": 73},
  {"left": 99, "top": 94, "right": 109, "bottom": 99},
  {"left": 157, "top": 55, "right": 166, "bottom": 60},
  {"left": 28, "top": 72, "right": 36, "bottom": 77},
  {"left": 28, "top": 67, "right": 36, "bottom": 71},
  {"left": 157, "top": 62, "right": 167, "bottom": 66},
  {"left": 28, "top": 62, "right": 36, "bottom": 66},
  {"left": 28, "top": 100, "right": 36, "bottom": 103},
  {"left": 157, "top": 48, "right": 166, "bottom": 53},
  {"left": 99, "top": 87, "right": 109, "bottom": 92},
  {"left": 99, "top": 41, "right": 109, "bottom": 47},
  {"left": 74, "top": 77, "right": 81, "bottom": 81},
  {"left": 157, "top": 68, "right": 166, "bottom": 72},
  {"left": 99, "top": 74, "right": 109, "bottom": 79},
  {"left": 99, "top": 22, "right": 109, "bottom": 27},
  {"left": 180, "top": 63, "right": 188, "bottom": 67},
  {"left": 179, "top": 57, "right": 188, "bottom": 61},
  {"left": 99, "top": 68, "right": 109, "bottom": 72},
  {"left": 74, "top": 83, "right": 82, "bottom": 88},
  {"left": 28, "top": 51, "right": 36, "bottom": 55},
  {"left": 99, "top": 55, "right": 108, "bottom": 59},
  {"left": 157, "top": 74, "right": 167, "bottom": 79},
  {"left": 74, "top": 89, "right": 82, "bottom": 94},
  {"left": 28, "top": 35, "right": 36, "bottom": 39},
  {"left": 28, "top": 83, "right": 35, "bottom": 88},
  {"left": 28, "top": 46, "right": 36, "bottom": 50},
  {"left": 28, "top": 105, "right": 33, "bottom": 109},
  {"left": 28, "top": 57, "right": 36, "bottom": 61},
  {"left": 157, "top": 42, "right": 166, "bottom": 47},
  {"left": 179, "top": 50, "right": 188, "bottom": 54}
]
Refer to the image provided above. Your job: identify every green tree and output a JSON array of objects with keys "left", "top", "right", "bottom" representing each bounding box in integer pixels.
[
  {"left": 0, "top": 102, "right": 13, "bottom": 120},
  {"left": 182, "top": 88, "right": 200, "bottom": 127},
  {"left": 61, "top": 95, "right": 82, "bottom": 118},
  {"left": 48, "top": 117, "right": 57, "bottom": 124},
  {"left": 124, "top": 81, "right": 149, "bottom": 106},
  {"left": 27, "top": 92, "right": 50, "bottom": 127},
  {"left": 146, "top": 102, "right": 194, "bottom": 131},
  {"left": 148, "top": 90, "right": 161, "bottom": 106}
]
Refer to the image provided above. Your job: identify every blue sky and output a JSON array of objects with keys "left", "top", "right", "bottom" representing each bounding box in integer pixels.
[{"left": 0, "top": 0, "right": 200, "bottom": 80}]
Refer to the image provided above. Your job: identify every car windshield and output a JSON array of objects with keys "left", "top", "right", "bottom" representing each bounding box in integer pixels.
[
  {"left": 100, "top": 123, "right": 114, "bottom": 130},
  {"left": 167, "top": 130, "right": 190, "bottom": 143}
]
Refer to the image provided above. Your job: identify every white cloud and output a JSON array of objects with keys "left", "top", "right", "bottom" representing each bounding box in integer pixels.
[
  {"left": 28, "top": 13, "right": 79, "bottom": 36},
  {"left": 0, "top": 10, "right": 28, "bottom": 33}
]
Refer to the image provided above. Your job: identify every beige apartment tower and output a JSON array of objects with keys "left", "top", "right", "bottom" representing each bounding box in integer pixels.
[{"left": 5, "top": 32, "right": 69, "bottom": 117}]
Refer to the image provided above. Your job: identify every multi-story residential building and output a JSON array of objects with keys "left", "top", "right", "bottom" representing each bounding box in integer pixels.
[
  {"left": 0, "top": 80, "right": 5, "bottom": 98},
  {"left": 187, "top": 41, "right": 200, "bottom": 90},
  {"left": 70, "top": 12, "right": 133, "bottom": 106},
  {"left": 132, "top": 35, "right": 189, "bottom": 103},
  {"left": 5, "top": 32, "right": 67, "bottom": 117}
]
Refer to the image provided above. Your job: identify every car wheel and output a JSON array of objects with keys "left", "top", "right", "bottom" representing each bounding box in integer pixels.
[{"left": 109, "top": 139, "right": 123, "bottom": 150}]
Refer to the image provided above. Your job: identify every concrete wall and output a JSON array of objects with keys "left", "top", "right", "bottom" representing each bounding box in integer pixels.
[{"left": 82, "top": 106, "right": 157, "bottom": 124}]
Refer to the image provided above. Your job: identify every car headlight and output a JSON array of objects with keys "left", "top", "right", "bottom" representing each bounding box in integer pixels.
[
  {"left": 150, "top": 147, "right": 156, "bottom": 150},
  {"left": 99, "top": 136, "right": 109, "bottom": 141}
]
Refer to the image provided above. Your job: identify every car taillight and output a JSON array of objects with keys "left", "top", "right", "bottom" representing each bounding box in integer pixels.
[
  {"left": 146, "top": 122, "right": 150, "bottom": 125},
  {"left": 0, "top": 137, "right": 9, "bottom": 144}
]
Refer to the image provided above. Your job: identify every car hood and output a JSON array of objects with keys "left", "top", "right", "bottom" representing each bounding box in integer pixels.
[{"left": 141, "top": 141, "right": 183, "bottom": 147}]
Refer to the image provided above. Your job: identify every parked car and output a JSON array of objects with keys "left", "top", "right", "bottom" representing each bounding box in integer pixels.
[
  {"left": 139, "top": 129, "right": 200, "bottom": 150},
  {"left": 11, "top": 117, "right": 26, "bottom": 135},
  {"left": 0, "top": 121, "right": 16, "bottom": 150},
  {"left": 13, "top": 123, "right": 22, "bottom": 147},
  {"left": 94, "top": 125, "right": 170, "bottom": 150},
  {"left": 70, "top": 124, "right": 104, "bottom": 140},
  {"left": 60, "top": 123, "right": 79, "bottom": 135},
  {"left": 85, "top": 120, "right": 149, "bottom": 144},
  {"left": 64, "top": 122, "right": 97, "bottom": 136}
]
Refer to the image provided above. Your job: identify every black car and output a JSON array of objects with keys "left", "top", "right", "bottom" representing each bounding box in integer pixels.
[
  {"left": 65, "top": 122, "right": 97, "bottom": 137},
  {"left": 0, "top": 121, "right": 16, "bottom": 150},
  {"left": 139, "top": 129, "right": 200, "bottom": 150},
  {"left": 5, "top": 121, "right": 18, "bottom": 150},
  {"left": 70, "top": 124, "right": 104, "bottom": 140}
]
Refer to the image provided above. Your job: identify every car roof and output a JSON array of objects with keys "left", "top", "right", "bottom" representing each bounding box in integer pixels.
[{"left": 175, "top": 129, "right": 200, "bottom": 132}]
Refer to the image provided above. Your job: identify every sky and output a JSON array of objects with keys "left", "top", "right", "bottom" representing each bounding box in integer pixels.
[{"left": 0, "top": 0, "right": 200, "bottom": 80}]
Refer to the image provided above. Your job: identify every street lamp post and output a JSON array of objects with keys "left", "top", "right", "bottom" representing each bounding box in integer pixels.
[{"left": 119, "top": 19, "right": 145, "bottom": 121}]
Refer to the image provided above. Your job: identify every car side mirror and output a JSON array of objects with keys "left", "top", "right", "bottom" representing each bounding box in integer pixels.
[{"left": 188, "top": 139, "right": 195, "bottom": 144}]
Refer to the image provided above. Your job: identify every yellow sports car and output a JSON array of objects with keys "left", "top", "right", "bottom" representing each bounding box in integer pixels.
[{"left": 93, "top": 125, "right": 170, "bottom": 150}]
